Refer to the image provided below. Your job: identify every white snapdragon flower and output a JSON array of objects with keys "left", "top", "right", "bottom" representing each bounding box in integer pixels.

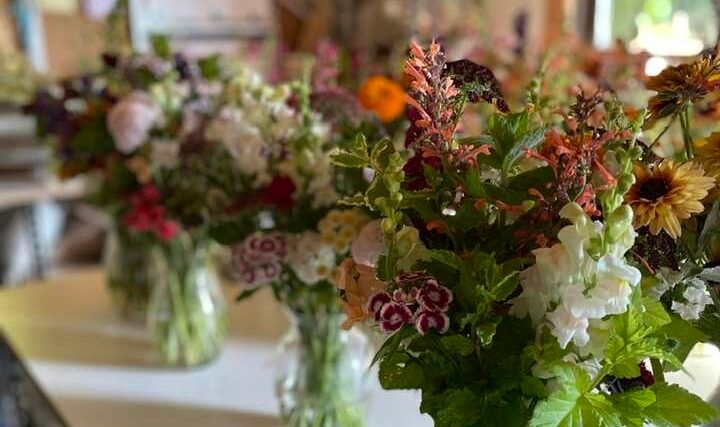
[
  {"left": 672, "top": 278, "right": 713, "bottom": 321},
  {"left": 547, "top": 305, "right": 590, "bottom": 348},
  {"left": 513, "top": 202, "right": 640, "bottom": 351}
]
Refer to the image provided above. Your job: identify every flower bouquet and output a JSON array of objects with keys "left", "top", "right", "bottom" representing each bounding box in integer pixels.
[
  {"left": 25, "top": 46, "right": 228, "bottom": 366},
  {"left": 335, "top": 41, "right": 720, "bottom": 426},
  {"left": 198, "top": 69, "right": 378, "bottom": 426}
]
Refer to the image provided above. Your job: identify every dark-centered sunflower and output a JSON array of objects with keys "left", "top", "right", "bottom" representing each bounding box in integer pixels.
[{"left": 625, "top": 160, "right": 716, "bottom": 239}]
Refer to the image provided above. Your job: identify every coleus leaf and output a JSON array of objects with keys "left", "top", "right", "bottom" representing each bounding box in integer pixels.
[{"left": 444, "top": 59, "right": 510, "bottom": 113}]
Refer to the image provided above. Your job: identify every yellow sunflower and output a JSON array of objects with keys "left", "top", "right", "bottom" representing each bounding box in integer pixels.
[
  {"left": 695, "top": 132, "right": 720, "bottom": 198},
  {"left": 625, "top": 160, "right": 716, "bottom": 239},
  {"left": 645, "top": 55, "right": 720, "bottom": 126}
]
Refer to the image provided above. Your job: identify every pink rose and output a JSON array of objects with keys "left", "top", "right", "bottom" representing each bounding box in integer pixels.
[
  {"left": 351, "top": 220, "right": 385, "bottom": 267},
  {"left": 107, "top": 92, "right": 161, "bottom": 154}
]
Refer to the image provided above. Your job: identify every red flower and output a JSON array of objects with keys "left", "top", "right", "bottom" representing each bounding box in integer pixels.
[
  {"left": 379, "top": 302, "right": 414, "bottom": 333},
  {"left": 417, "top": 280, "right": 453, "bottom": 312},
  {"left": 415, "top": 310, "right": 449, "bottom": 335},
  {"left": 261, "top": 175, "right": 297, "bottom": 211},
  {"left": 155, "top": 220, "right": 180, "bottom": 242}
]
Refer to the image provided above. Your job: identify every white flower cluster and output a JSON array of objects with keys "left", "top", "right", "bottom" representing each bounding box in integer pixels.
[
  {"left": 204, "top": 70, "right": 336, "bottom": 207},
  {"left": 651, "top": 267, "right": 716, "bottom": 321},
  {"left": 671, "top": 278, "right": 713, "bottom": 321},
  {"left": 511, "top": 202, "right": 641, "bottom": 350}
]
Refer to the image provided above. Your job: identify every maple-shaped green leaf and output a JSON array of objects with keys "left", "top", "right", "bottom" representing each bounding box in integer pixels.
[
  {"left": 529, "top": 364, "right": 621, "bottom": 427},
  {"left": 607, "top": 388, "right": 656, "bottom": 427},
  {"left": 643, "top": 383, "right": 718, "bottom": 427}
]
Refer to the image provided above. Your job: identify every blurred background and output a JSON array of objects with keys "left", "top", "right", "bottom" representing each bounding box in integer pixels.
[{"left": 1, "top": 0, "right": 718, "bottom": 286}]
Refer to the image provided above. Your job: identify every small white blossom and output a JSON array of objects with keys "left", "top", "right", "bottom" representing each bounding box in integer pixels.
[{"left": 672, "top": 278, "right": 712, "bottom": 321}]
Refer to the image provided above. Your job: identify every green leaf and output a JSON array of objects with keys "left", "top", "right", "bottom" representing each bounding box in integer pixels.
[
  {"left": 521, "top": 376, "right": 548, "bottom": 398},
  {"left": 440, "top": 335, "right": 475, "bottom": 356},
  {"left": 378, "top": 353, "right": 425, "bottom": 390},
  {"left": 530, "top": 363, "right": 623, "bottom": 427},
  {"left": 371, "top": 324, "right": 414, "bottom": 367},
  {"left": 235, "top": 286, "right": 260, "bottom": 302},
  {"left": 370, "top": 138, "right": 394, "bottom": 168},
  {"left": 698, "top": 201, "right": 720, "bottom": 256},
  {"left": 464, "top": 165, "right": 486, "bottom": 197},
  {"left": 508, "top": 166, "right": 554, "bottom": 194},
  {"left": 503, "top": 126, "right": 547, "bottom": 172},
  {"left": 643, "top": 383, "right": 719, "bottom": 427},
  {"left": 656, "top": 314, "right": 708, "bottom": 367},
  {"left": 435, "top": 388, "right": 480, "bottom": 427},
  {"left": 331, "top": 151, "right": 369, "bottom": 168},
  {"left": 642, "top": 297, "right": 671, "bottom": 331},
  {"left": 198, "top": 54, "right": 222, "bottom": 79},
  {"left": 608, "top": 389, "right": 656, "bottom": 427},
  {"left": 428, "top": 249, "right": 465, "bottom": 270},
  {"left": 351, "top": 133, "right": 369, "bottom": 154},
  {"left": 150, "top": 34, "right": 172, "bottom": 58},
  {"left": 490, "top": 270, "right": 519, "bottom": 300}
]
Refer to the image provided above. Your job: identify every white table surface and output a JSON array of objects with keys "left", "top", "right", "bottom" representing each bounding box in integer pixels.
[
  {"left": 0, "top": 268, "right": 718, "bottom": 427},
  {"left": 0, "top": 268, "right": 431, "bottom": 427}
]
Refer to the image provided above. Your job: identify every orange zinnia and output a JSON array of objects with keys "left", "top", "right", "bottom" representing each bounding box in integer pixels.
[{"left": 357, "top": 76, "right": 406, "bottom": 123}]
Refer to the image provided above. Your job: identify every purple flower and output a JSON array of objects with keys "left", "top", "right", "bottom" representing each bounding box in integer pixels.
[
  {"left": 232, "top": 234, "right": 288, "bottom": 287},
  {"left": 379, "top": 302, "right": 414, "bottom": 333},
  {"left": 415, "top": 310, "right": 449, "bottom": 335},
  {"left": 417, "top": 280, "right": 453, "bottom": 312},
  {"left": 245, "top": 233, "right": 287, "bottom": 260},
  {"left": 368, "top": 292, "right": 392, "bottom": 321},
  {"left": 392, "top": 287, "right": 419, "bottom": 305}
]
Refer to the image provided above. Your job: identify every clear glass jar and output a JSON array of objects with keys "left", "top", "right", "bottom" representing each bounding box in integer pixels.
[
  {"left": 103, "top": 226, "right": 153, "bottom": 323},
  {"left": 275, "top": 308, "right": 371, "bottom": 427},
  {"left": 147, "top": 236, "right": 228, "bottom": 367}
]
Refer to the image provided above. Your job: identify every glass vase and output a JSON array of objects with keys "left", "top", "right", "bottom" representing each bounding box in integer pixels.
[
  {"left": 104, "top": 227, "right": 153, "bottom": 323},
  {"left": 147, "top": 236, "right": 228, "bottom": 367},
  {"left": 276, "top": 308, "right": 371, "bottom": 427}
]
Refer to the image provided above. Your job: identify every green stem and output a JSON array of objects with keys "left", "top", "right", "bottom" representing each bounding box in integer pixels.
[
  {"left": 679, "top": 107, "right": 694, "bottom": 160},
  {"left": 283, "top": 310, "right": 364, "bottom": 427},
  {"left": 651, "top": 358, "right": 666, "bottom": 383},
  {"left": 589, "top": 365, "right": 612, "bottom": 391}
]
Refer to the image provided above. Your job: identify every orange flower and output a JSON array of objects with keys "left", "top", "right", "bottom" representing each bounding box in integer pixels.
[
  {"left": 357, "top": 76, "right": 406, "bottom": 123},
  {"left": 334, "top": 258, "right": 386, "bottom": 330},
  {"left": 645, "top": 55, "right": 720, "bottom": 126}
]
